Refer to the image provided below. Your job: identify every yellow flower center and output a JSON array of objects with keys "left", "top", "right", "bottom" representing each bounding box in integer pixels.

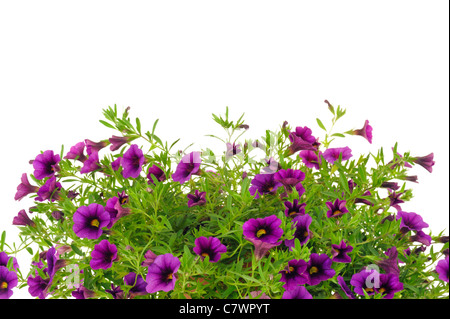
[
  {"left": 378, "top": 287, "right": 386, "bottom": 294},
  {"left": 309, "top": 266, "right": 319, "bottom": 274},
  {"left": 333, "top": 210, "right": 342, "bottom": 216},
  {"left": 201, "top": 253, "right": 209, "bottom": 258},
  {"left": 256, "top": 229, "right": 267, "bottom": 238},
  {"left": 365, "top": 287, "right": 374, "bottom": 293},
  {"left": 303, "top": 231, "right": 309, "bottom": 238},
  {"left": 90, "top": 219, "right": 100, "bottom": 227},
  {"left": 166, "top": 273, "right": 173, "bottom": 280},
  {"left": 0, "top": 281, "right": 7, "bottom": 289}
]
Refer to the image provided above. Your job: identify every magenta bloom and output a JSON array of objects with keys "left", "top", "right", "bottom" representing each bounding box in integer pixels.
[
  {"left": 105, "top": 196, "right": 131, "bottom": 229},
  {"left": 226, "top": 142, "right": 242, "bottom": 159},
  {"left": 337, "top": 276, "right": 356, "bottom": 299},
  {"left": 0, "top": 266, "right": 18, "bottom": 299},
  {"left": 90, "top": 240, "right": 118, "bottom": 270},
  {"left": 193, "top": 236, "right": 227, "bottom": 263},
  {"left": 331, "top": 240, "right": 353, "bottom": 263},
  {"left": 376, "top": 273, "right": 404, "bottom": 299},
  {"left": 64, "top": 141, "right": 87, "bottom": 162},
  {"left": 14, "top": 173, "right": 39, "bottom": 201},
  {"left": 32, "top": 150, "right": 61, "bottom": 180},
  {"left": 141, "top": 250, "right": 158, "bottom": 267},
  {"left": 412, "top": 153, "right": 435, "bottom": 173},
  {"left": 376, "top": 247, "right": 400, "bottom": 276},
  {"left": 282, "top": 285, "right": 313, "bottom": 299},
  {"left": 122, "top": 144, "right": 145, "bottom": 179},
  {"left": 249, "top": 173, "right": 282, "bottom": 199},
  {"left": 187, "top": 190, "right": 207, "bottom": 208},
  {"left": 27, "top": 273, "right": 50, "bottom": 299},
  {"left": 244, "top": 237, "right": 282, "bottom": 260},
  {"left": 279, "top": 259, "right": 308, "bottom": 290},
  {"left": 109, "top": 135, "right": 132, "bottom": 151},
  {"left": 410, "top": 230, "right": 432, "bottom": 246},
  {"left": 147, "top": 164, "right": 166, "bottom": 184},
  {"left": 12, "top": 209, "right": 36, "bottom": 227},
  {"left": 80, "top": 151, "right": 101, "bottom": 174},
  {"left": 243, "top": 215, "right": 283, "bottom": 244},
  {"left": 172, "top": 151, "right": 202, "bottom": 184},
  {"left": 326, "top": 198, "right": 349, "bottom": 218},
  {"left": 285, "top": 214, "right": 312, "bottom": 249},
  {"left": 305, "top": 253, "right": 336, "bottom": 286},
  {"left": 288, "top": 126, "right": 317, "bottom": 154},
  {"left": 350, "top": 268, "right": 380, "bottom": 296},
  {"left": 72, "top": 286, "right": 96, "bottom": 299},
  {"left": 124, "top": 272, "right": 147, "bottom": 298},
  {"left": 146, "top": 253, "right": 180, "bottom": 293},
  {"left": 0, "top": 252, "right": 19, "bottom": 271},
  {"left": 85, "top": 139, "right": 109, "bottom": 155},
  {"left": 322, "top": 147, "right": 352, "bottom": 164},
  {"left": 397, "top": 211, "right": 429, "bottom": 233},
  {"left": 352, "top": 120, "right": 373, "bottom": 144},
  {"left": 111, "top": 157, "right": 122, "bottom": 171},
  {"left": 73, "top": 203, "right": 110, "bottom": 239},
  {"left": 283, "top": 199, "right": 306, "bottom": 217},
  {"left": 274, "top": 168, "right": 306, "bottom": 195},
  {"left": 35, "top": 176, "right": 62, "bottom": 202},
  {"left": 299, "top": 150, "right": 322, "bottom": 170},
  {"left": 436, "top": 256, "right": 449, "bottom": 283}
]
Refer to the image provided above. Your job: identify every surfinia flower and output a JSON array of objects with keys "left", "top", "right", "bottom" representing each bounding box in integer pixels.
[
  {"left": 225, "top": 142, "right": 241, "bottom": 159},
  {"left": 305, "top": 253, "right": 336, "bottom": 286},
  {"left": 193, "top": 236, "right": 227, "bottom": 263},
  {"left": 350, "top": 120, "right": 373, "bottom": 144},
  {"left": 411, "top": 153, "right": 435, "bottom": 173},
  {"left": 331, "top": 240, "right": 353, "bottom": 263},
  {"left": 283, "top": 199, "right": 306, "bottom": 217},
  {"left": 32, "top": 150, "right": 61, "bottom": 180},
  {"left": 172, "top": 151, "right": 202, "bottom": 184},
  {"left": 244, "top": 237, "right": 282, "bottom": 260},
  {"left": 14, "top": 173, "right": 39, "bottom": 201},
  {"left": 27, "top": 273, "right": 50, "bottom": 299},
  {"left": 396, "top": 211, "right": 429, "bottom": 233},
  {"left": 376, "top": 247, "right": 400, "bottom": 276},
  {"left": 337, "top": 276, "right": 356, "bottom": 299},
  {"left": 12, "top": 209, "right": 36, "bottom": 227},
  {"left": 109, "top": 135, "right": 134, "bottom": 151},
  {"left": 145, "top": 253, "right": 181, "bottom": 293},
  {"left": 287, "top": 126, "right": 317, "bottom": 155},
  {"left": 350, "top": 268, "right": 380, "bottom": 296},
  {"left": 85, "top": 139, "right": 109, "bottom": 155},
  {"left": 72, "top": 203, "right": 110, "bottom": 239},
  {"left": 282, "top": 285, "right": 313, "bottom": 299},
  {"left": 80, "top": 151, "right": 101, "bottom": 174},
  {"left": 147, "top": 164, "right": 166, "bottom": 184},
  {"left": 326, "top": 198, "right": 349, "bottom": 218},
  {"left": 111, "top": 157, "right": 122, "bottom": 171},
  {"left": 105, "top": 284, "right": 124, "bottom": 299},
  {"left": 64, "top": 141, "right": 87, "bottom": 162},
  {"left": 0, "top": 266, "right": 18, "bottom": 299},
  {"left": 299, "top": 150, "right": 322, "bottom": 170},
  {"left": 322, "top": 146, "right": 352, "bottom": 165},
  {"left": 121, "top": 144, "right": 145, "bottom": 179},
  {"left": 436, "top": 256, "right": 449, "bottom": 283},
  {"left": 0, "top": 252, "right": 19, "bottom": 271},
  {"left": 90, "top": 240, "right": 118, "bottom": 270},
  {"left": 141, "top": 250, "right": 158, "bottom": 267},
  {"left": 388, "top": 190, "right": 404, "bottom": 211},
  {"left": 248, "top": 173, "right": 282, "bottom": 199},
  {"left": 243, "top": 215, "right": 283, "bottom": 244},
  {"left": 105, "top": 196, "right": 131, "bottom": 229},
  {"left": 35, "top": 176, "right": 62, "bottom": 202},
  {"left": 376, "top": 273, "right": 404, "bottom": 299},
  {"left": 285, "top": 214, "right": 312, "bottom": 249},
  {"left": 72, "top": 285, "right": 96, "bottom": 299},
  {"left": 410, "top": 230, "right": 432, "bottom": 246},
  {"left": 123, "top": 272, "right": 147, "bottom": 298},
  {"left": 187, "top": 190, "right": 207, "bottom": 208},
  {"left": 279, "top": 259, "right": 308, "bottom": 290},
  {"left": 274, "top": 168, "right": 306, "bottom": 196}
]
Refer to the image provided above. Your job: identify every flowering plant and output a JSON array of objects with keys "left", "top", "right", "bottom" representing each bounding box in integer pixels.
[{"left": 1, "top": 101, "right": 448, "bottom": 300}]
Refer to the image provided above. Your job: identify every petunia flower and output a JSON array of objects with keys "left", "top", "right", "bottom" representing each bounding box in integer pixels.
[
  {"left": 12, "top": 209, "right": 36, "bottom": 227},
  {"left": 322, "top": 147, "right": 352, "bottom": 165},
  {"left": 80, "top": 151, "right": 101, "bottom": 174},
  {"left": 90, "top": 240, "right": 118, "bottom": 270},
  {"left": 337, "top": 275, "right": 356, "bottom": 299},
  {"left": 85, "top": 139, "right": 109, "bottom": 155},
  {"left": 109, "top": 135, "right": 134, "bottom": 151},
  {"left": 350, "top": 268, "right": 380, "bottom": 296},
  {"left": 111, "top": 157, "right": 122, "bottom": 171},
  {"left": 262, "top": 157, "right": 281, "bottom": 174},
  {"left": 282, "top": 285, "right": 313, "bottom": 299},
  {"left": 396, "top": 211, "right": 429, "bottom": 233},
  {"left": 124, "top": 272, "right": 148, "bottom": 298},
  {"left": 141, "top": 250, "right": 158, "bottom": 267},
  {"left": 410, "top": 230, "right": 432, "bottom": 246},
  {"left": 436, "top": 256, "right": 449, "bottom": 283},
  {"left": 72, "top": 285, "right": 97, "bottom": 299},
  {"left": 64, "top": 142, "right": 87, "bottom": 163},
  {"left": 121, "top": 144, "right": 145, "bottom": 179},
  {"left": 376, "top": 273, "right": 404, "bottom": 299},
  {"left": 326, "top": 198, "right": 349, "bottom": 218},
  {"left": 350, "top": 120, "right": 373, "bottom": 144},
  {"left": 287, "top": 126, "right": 317, "bottom": 155},
  {"left": 283, "top": 199, "right": 306, "bottom": 217},
  {"left": 411, "top": 153, "right": 435, "bottom": 173},
  {"left": 146, "top": 253, "right": 181, "bottom": 293},
  {"left": 0, "top": 266, "right": 18, "bottom": 299},
  {"left": 331, "top": 240, "right": 353, "bottom": 263},
  {"left": 285, "top": 214, "right": 312, "bottom": 249},
  {"left": 388, "top": 190, "right": 404, "bottom": 211},
  {"left": 279, "top": 259, "right": 308, "bottom": 290},
  {"left": 147, "top": 164, "right": 166, "bottom": 184},
  {"left": 243, "top": 215, "right": 283, "bottom": 244},
  {"left": 248, "top": 173, "right": 282, "bottom": 199},
  {"left": 14, "top": 173, "right": 39, "bottom": 201},
  {"left": 72, "top": 203, "right": 110, "bottom": 239},
  {"left": 299, "top": 150, "right": 322, "bottom": 170},
  {"left": 35, "top": 176, "right": 62, "bottom": 202},
  {"left": 244, "top": 237, "right": 282, "bottom": 260},
  {"left": 187, "top": 190, "right": 207, "bottom": 208},
  {"left": 32, "top": 150, "right": 61, "bottom": 180},
  {"left": 105, "top": 284, "right": 124, "bottom": 299},
  {"left": 193, "top": 236, "right": 227, "bottom": 263},
  {"left": 172, "top": 151, "right": 202, "bottom": 184},
  {"left": 105, "top": 196, "right": 131, "bottom": 229},
  {"left": 305, "top": 253, "right": 336, "bottom": 286},
  {"left": 274, "top": 168, "right": 306, "bottom": 196},
  {"left": 225, "top": 142, "right": 241, "bottom": 159},
  {"left": 376, "top": 247, "right": 400, "bottom": 276},
  {"left": 0, "top": 252, "right": 19, "bottom": 271}
]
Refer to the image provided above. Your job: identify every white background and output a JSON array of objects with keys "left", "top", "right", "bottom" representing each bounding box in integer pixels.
[{"left": 0, "top": 1, "right": 448, "bottom": 298}]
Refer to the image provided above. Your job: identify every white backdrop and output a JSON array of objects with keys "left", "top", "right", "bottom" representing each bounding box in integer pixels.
[{"left": 0, "top": 0, "right": 448, "bottom": 299}]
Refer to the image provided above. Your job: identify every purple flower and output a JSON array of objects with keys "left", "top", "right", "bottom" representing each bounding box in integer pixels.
[
  {"left": 388, "top": 190, "right": 404, "bottom": 211},
  {"left": 322, "top": 147, "right": 352, "bottom": 165},
  {"left": 350, "top": 268, "right": 380, "bottom": 296},
  {"left": 305, "top": 253, "right": 335, "bottom": 286},
  {"left": 35, "top": 176, "right": 62, "bottom": 202},
  {"left": 147, "top": 164, "right": 166, "bottom": 184},
  {"left": 0, "top": 252, "right": 19, "bottom": 271},
  {"left": 124, "top": 272, "right": 148, "bottom": 298},
  {"left": 109, "top": 135, "right": 133, "bottom": 151},
  {"left": 27, "top": 273, "right": 50, "bottom": 299},
  {"left": 32, "top": 150, "right": 61, "bottom": 180},
  {"left": 326, "top": 198, "right": 349, "bottom": 218},
  {"left": 274, "top": 169, "right": 306, "bottom": 195},
  {"left": 85, "top": 139, "right": 109, "bottom": 155},
  {"left": 14, "top": 173, "right": 39, "bottom": 201},
  {"left": 283, "top": 199, "right": 306, "bottom": 217},
  {"left": 282, "top": 285, "right": 312, "bottom": 299},
  {"left": 288, "top": 126, "right": 317, "bottom": 154},
  {"left": 285, "top": 214, "right": 312, "bottom": 249},
  {"left": 248, "top": 173, "right": 282, "bottom": 199},
  {"left": 352, "top": 120, "right": 373, "bottom": 144},
  {"left": 244, "top": 237, "right": 282, "bottom": 260},
  {"left": 122, "top": 144, "right": 145, "bottom": 179},
  {"left": 193, "top": 236, "right": 227, "bottom": 263},
  {"left": 262, "top": 157, "right": 281, "bottom": 174},
  {"left": 279, "top": 259, "right": 308, "bottom": 290},
  {"left": 80, "top": 151, "right": 101, "bottom": 174},
  {"left": 412, "top": 153, "right": 435, "bottom": 173},
  {"left": 376, "top": 273, "right": 404, "bottom": 299},
  {"left": 376, "top": 247, "right": 400, "bottom": 276},
  {"left": 331, "top": 240, "right": 353, "bottom": 263},
  {"left": 145, "top": 253, "right": 180, "bottom": 293},
  {"left": 187, "top": 190, "right": 207, "bottom": 208},
  {"left": 105, "top": 284, "right": 124, "bottom": 299},
  {"left": 64, "top": 142, "right": 87, "bottom": 163},
  {"left": 436, "top": 256, "right": 449, "bottom": 283},
  {"left": 172, "top": 151, "right": 202, "bottom": 184},
  {"left": 337, "top": 276, "right": 356, "bottom": 299},
  {"left": 12, "top": 209, "right": 36, "bottom": 227},
  {"left": 72, "top": 285, "right": 96, "bottom": 299},
  {"left": 410, "top": 230, "right": 432, "bottom": 246},
  {"left": 226, "top": 142, "right": 241, "bottom": 159},
  {"left": 0, "top": 266, "right": 18, "bottom": 299},
  {"left": 299, "top": 150, "right": 322, "bottom": 170},
  {"left": 141, "top": 250, "right": 158, "bottom": 267},
  {"left": 73, "top": 203, "right": 110, "bottom": 239},
  {"left": 243, "top": 215, "right": 283, "bottom": 244},
  {"left": 105, "top": 196, "right": 131, "bottom": 229},
  {"left": 111, "top": 157, "right": 122, "bottom": 171},
  {"left": 90, "top": 240, "right": 118, "bottom": 270},
  {"left": 396, "top": 211, "right": 429, "bottom": 233}
]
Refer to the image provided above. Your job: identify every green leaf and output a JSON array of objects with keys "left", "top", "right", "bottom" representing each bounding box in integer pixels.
[
  {"left": 136, "top": 117, "right": 142, "bottom": 134},
  {"left": 71, "top": 243, "right": 84, "bottom": 256},
  {"left": 99, "top": 120, "right": 116, "bottom": 129},
  {"left": 0, "top": 231, "right": 5, "bottom": 251},
  {"left": 316, "top": 118, "right": 326, "bottom": 131},
  {"left": 331, "top": 133, "right": 345, "bottom": 138}
]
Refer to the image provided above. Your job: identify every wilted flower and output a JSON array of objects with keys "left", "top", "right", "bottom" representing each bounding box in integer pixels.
[
  {"left": 376, "top": 247, "right": 400, "bottom": 276},
  {"left": 32, "top": 150, "right": 61, "bottom": 180},
  {"left": 12, "top": 209, "right": 36, "bottom": 227},
  {"left": 172, "top": 151, "right": 202, "bottom": 184},
  {"left": 225, "top": 142, "right": 241, "bottom": 159},
  {"left": 411, "top": 153, "right": 435, "bottom": 173},
  {"left": 85, "top": 139, "right": 109, "bottom": 155},
  {"left": 109, "top": 135, "right": 134, "bottom": 151},
  {"left": 90, "top": 240, "right": 118, "bottom": 270},
  {"left": 14, "top": 173, "right": 39, "bottom": 201},
  {"left": 193, "top": 236, "right": 227, "bottom": 263},
  {"left": 146, "top": 253, "right": 180, "bottom": 293}
]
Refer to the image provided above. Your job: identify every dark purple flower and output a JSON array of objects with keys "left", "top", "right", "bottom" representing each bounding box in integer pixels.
[
  {"left": 352, "top": 120, "right": 373, "bottom": 144},
  {"left": 285, "top": 214, "right": 312, "bottom": 249},
  {"left": 111, "top": 157, "right": 122, "bottom": 171},
  {"left": 187, "top": 190, "right": 207, "bottom": 208},
  {"left": 262, "top": 157, "right": 281, "bottom": 174},
  {"left": 124, "top": 272, "right": 148, "bottom": 298},
  {"left": 331, "top": 240, "right": 353, "bottom": 263},
  {"left": 141, "top": 250, "right": 158, "bottom": 267},
  {"left": 337, "top": 276, "right": 356, "bottom": 299},
  {"left": 354, "top": 190, "right": 374, "bottom": 206},
  {"left": 73, "top": 203, "right": 110, "bottom": 239},
  {"left": 244, "top": 237, "right": 282, "bottom": 260},
  {"left": 32, "top": 150, "right": 61, "bottom": 180},
  {"left": 376, "top": 273, "right": 404, "bottom": 299},
  {"left": 226, "top": 142, "right": 241, "bottom": 159},
  {"left": 145, "top": 253, "right": 180, "bottom": 293},
  {"left": 388, "top": 190, "right": 404, "bottom": 211},
  {"left": 90, "top": 240, "right": 118, "bottom": 270},
  {"left": 85, "top": 139, "right": 109, "bottom": 155},
  {"left": 193, "top": 236, "right": 227, "bottom": 263},
  {"left": 0, "top": 266, "right": 18, "bottom": 299},
  {"left": 105, "top": 284, "right": 124, "bottom": 299},
  {"left": 248, "top": 173, "right": 282, "bottom": 199},
  {"left": 322, "top": 147, "right": 352, "bottom": 164},
  {"left": 27, "top": 273, "right": 50, "bottom": 299},
  {"left": 80, "top": 151, "right": 101, "bottom": 174},
  {"left": 282, "top": 285, "right": 313, "bottom": 299},
  {"left": 436, "top": 256, "right": 449, "bottom": 283},
  {"left": 305, "top": 253, "right": 336, "bottom": 286},
  {"left": 326, "top": 198, "right": 349, "bottom": 218},
  {"left": 72, "top": 285, "right": 96, "bottom": 299},
  {"left": 35, "top": 176, "right": 62, "bottom": 202},
  {"left": 412, "top": 152, "right": 435, "bottom": 173},
  {"left": 279, "top": 259, "right": 308, "bottom": 290},
  {"left": 12, "top": 209, "right": 36, "bottom": 227},
  {"left": 105, "top": 196, "right": 131, "bottom": 229},
  {"left": 376, "top": 247, "right": 400, "bottom": 276},
  {"left": 0, "top": 252, "right": 19, "bottom": 271},
  {"left": 396, "top": 211, "right": 429, "bottom": 233},
  {"left": 380, "top": 181, "right": 400, "bottom": 191},
  {"left": 410, "top": 230, "right": 432, "bottom": 246},
  {"left": 14, "top": 173, "right": 39, "bottom": 201},
  {"left": 350, "top": 268, "right": 380, "bottom": 296},
  {"left": 109, "top": 135, "right": 134, "bottom": 151},
  {"left": 147, "top": 164, "right": 166, "bottom": 184},
  {"left": 122, "top": 144, "right": 145, "bottom": 179},
  {"left": 299, "top": 150, "right": 322, "bottom": 170},
  {"left": 274, "top": 169, "right": 306, "bottom": 195},
  {"left": 64, "top": 142, "right": 87, "bottom": 163},
  {"left": 243, "top": 215, "right": 283, "bottom": 244},
  {"left": 288, "top": 126, "right": 317, "bottom": 155},
  {"left": 172, "top": 151, "right": 202, "bottom": 184},
  {"left": 283, "top": 199, "right": 306, "bottom": 217}
]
